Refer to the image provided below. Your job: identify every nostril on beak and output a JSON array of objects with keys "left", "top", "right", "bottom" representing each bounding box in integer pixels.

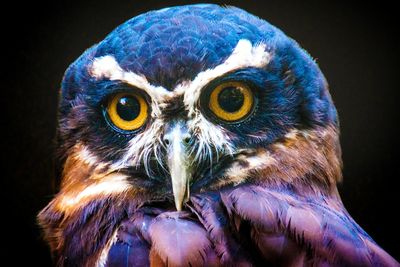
[
  {"left": 163, "top": 121, "right": 191, "bottom": 147},
  {"left": 163, "top": 134, "right": 190, "bottom": 147},
  {"left": 183, "top": 136, "right": 191, "bottom": 145},
  {"left": 163, "top": 138, "right": 170, "bottom": 146}
]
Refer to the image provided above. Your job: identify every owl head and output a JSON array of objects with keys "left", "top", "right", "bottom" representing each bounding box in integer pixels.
[{"left": 39, "top": 4, "right": 342, "bottom": 263}]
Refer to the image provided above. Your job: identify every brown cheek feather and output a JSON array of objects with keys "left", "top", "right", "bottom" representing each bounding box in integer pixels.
[
  {"left": 213, "top": 125, "right": 342, "bottom": 196},
  {"left": 265, "top": 125, "right": 342, "bottom": 185},
  {"left": 38, "top": 193, "right": 140, "bottom": 267},
  {"left": 60, "top": 147, "right": 95, "bottom": 187},
  {"left": 37, "top": 145, "right": 153, "bottom": 266}
]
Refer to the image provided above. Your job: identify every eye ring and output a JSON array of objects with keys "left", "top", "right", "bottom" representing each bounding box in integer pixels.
[
  {"left": 208, "top": 81, "right": 254, "bottom": 122},
  {"left": 106, "top": 92, "right": 148, "bottom": 132}
]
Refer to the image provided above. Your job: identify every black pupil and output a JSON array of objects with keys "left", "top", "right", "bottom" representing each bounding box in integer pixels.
[
  {"left": 218, "top": 86, "right": 245, "bottom": 112},
  {"left": 116, "top": 96, "right": 140, "bottom": 121}
]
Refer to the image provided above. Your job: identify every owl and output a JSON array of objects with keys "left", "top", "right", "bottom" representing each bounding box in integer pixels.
[{"left": 38, "top": 4, "right": 398, "bottom": 267}]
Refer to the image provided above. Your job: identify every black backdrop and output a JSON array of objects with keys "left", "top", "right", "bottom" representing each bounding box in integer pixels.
[{"left": 4, "top": 1, "right": 399, "bottom": 265}]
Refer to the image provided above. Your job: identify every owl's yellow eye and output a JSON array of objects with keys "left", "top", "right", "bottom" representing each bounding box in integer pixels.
[
  {"left": 208, "top": 82, "right": 254, "bottom": 122},
  {"left": 107, "top": 93, "right": 148, "bottom": 131}
]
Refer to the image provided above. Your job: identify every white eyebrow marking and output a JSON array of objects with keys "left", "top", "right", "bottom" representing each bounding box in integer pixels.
[
  {"left": 176, "top": 39, "right": 271, "bottom": 116},
  {"left": 89, "top": 39, "right": 270, "bottom": 117},
  {"left": 89, "top": 55, "right": 172, "bottom": 116},
  {"left": 88, "top": 39, "right": 271, "bottom": 171}
]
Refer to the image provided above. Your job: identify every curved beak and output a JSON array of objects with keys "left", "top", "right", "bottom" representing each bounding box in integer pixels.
[{"left": 164, "top": 121, "right": 191, "bottom": 211}]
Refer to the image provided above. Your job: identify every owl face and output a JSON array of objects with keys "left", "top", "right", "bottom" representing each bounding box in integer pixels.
[
  {"left": 38, "top": 5, "right": 400, "bottom": 267},
  {"left": 56, "top": 4, "right": 340, "bottom": 213}
]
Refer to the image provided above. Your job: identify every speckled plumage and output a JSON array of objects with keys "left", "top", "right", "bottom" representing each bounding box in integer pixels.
[{"left": 38, "top": 4, "right": 398, "bottom": 267}]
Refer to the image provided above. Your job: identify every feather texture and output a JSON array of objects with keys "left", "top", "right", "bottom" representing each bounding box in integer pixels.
[
  {"left": 38, "top": 4, "right": 399, "bottom": 267},
  {"left": 103, "top": 185, "right": 399, "bottom": 266},
  {"left": 189, "top": 192, "right": 253, "bottom": 266},
  {"left": 219, "top": 185, "right": 398, "bottom": 266},
  {"left": 149, "top": 211, "right": 218, "bottom": 267}
]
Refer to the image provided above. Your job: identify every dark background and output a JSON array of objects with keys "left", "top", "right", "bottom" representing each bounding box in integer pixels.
[{"left": 4, "top": 0, "right": 398, "bottom": 265}]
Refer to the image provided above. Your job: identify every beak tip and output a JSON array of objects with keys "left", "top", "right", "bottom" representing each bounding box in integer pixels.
[
  {"left": 174, "top": 193, "right": 189, "bottom": 211},
  {"left": 174, "top": 197, "right": 184, "bottom": 211},
  {"left": 175, "top": 204, "right": 182, "bottom": 211}
]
